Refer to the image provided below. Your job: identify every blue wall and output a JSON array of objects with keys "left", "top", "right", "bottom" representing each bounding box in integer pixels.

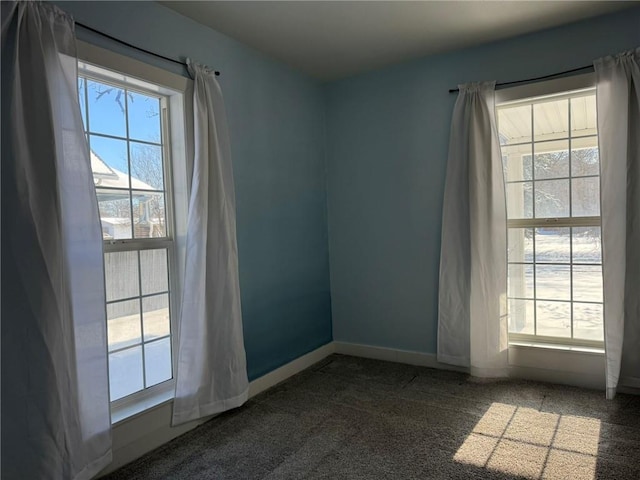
[
  {"left": 55, "top": 1, "right": 332, "bottom": 380},
  {"left": 325, "top": 8, "right": 640, "bottom": 353},
  {"left": 52, "top": 1, "right": 640, "bottom": 372}
]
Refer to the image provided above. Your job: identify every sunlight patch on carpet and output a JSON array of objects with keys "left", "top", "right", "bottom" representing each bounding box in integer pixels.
[{"left": 453, "top": 402, "right": 600, "bottom": 479}]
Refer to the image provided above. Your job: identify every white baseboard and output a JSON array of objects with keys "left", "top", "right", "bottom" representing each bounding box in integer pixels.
[
  {"left": 333, "top": 340, "right": 609, "bottom": 391},
  {"left": 103, "top": 402, "right": 208, "bottom": 475},
  {"left": 333, "top": 341, "right": 469, "bottom": 372},
  {"left": 618, "top": 376, "right": 640, "bottom": 395},
  {"left": 508, "top": 366, "right": 604, "bottom": 390},
  {"left": 508, "top": 343, "right": 605, "bottom": 390},
  {"left": 100, "top": 342, "right": 336, "bottom": 476},
  {"left": 248, "top": 342, "right": 336, "bottom": 397}
]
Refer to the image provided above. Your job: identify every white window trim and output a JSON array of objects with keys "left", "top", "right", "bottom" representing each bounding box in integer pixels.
[
  {"left": 495, "top": 72, "right": 596, "bottom": 105},
  {"left": 77, "top": 41, "right": 192, "bottom": 423},
  {"left": 497, "top": 72, "right": 604, "bottom": 350}
]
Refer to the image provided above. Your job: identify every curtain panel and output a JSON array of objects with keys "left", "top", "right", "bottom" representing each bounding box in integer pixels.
[
  {"left": 595, "top": 48, "right": 640, "bottom": 399},
  {"left": 437, "top": 81, "right": 509, "bottom": 377},
  {"left": 1, "top": 2, "right": 112, "bottom": 478},
  {"left": 172, "top": 60, "right": 249, "bottom": 426}
]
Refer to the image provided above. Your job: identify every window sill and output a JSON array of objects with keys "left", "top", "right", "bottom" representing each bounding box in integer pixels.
[
  {"left": 111, "top": 387, "right": 174, "bottom": 425},
  {"left": 509, "top": 341, "right": 604, "bottom": 355}
]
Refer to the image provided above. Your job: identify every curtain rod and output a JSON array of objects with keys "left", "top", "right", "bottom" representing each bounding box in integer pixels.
[
  {"left": 76, "top": 22, "right": 221, "bottom": 76},
  {"left": 448, "top": 65, "right": 593, "bottom": 93}
]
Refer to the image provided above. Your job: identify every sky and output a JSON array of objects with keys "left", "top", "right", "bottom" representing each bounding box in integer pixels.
[{"left": 78, "top": 76, "right": 163, "bottom": 178}]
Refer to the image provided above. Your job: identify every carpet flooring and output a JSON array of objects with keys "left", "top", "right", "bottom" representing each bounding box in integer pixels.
[{"left": 106, "top": 354, "right": 640, "bottom": 479}]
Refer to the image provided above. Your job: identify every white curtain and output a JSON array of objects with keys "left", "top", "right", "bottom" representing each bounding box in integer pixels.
[
  {"left": 172, "top": 60, "right": 249, "bottom": 425},
  {"left": 438, "top": 82, "right": 509, "bottom": 377},
  {"left": 595, "top": 48, "right": 640, "bottom": 400},
  {"left": 1, "top": 2, "right": 112, "bottom": 479}
]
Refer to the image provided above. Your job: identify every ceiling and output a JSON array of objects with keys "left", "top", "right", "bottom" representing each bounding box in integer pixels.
[{"left": 161, "top": 1, "right": 637, "bottom": 81}]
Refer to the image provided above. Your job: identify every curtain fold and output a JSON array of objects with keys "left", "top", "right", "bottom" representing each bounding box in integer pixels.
[
  {"left": 595, "top": 48, "right": 640, "bottom": 400},
  {"left": 438, "top": 81, "right": 509, "bottom": 377},
  {"left": 172, "top": 60, "right": 249, "bottom": 426},
  {"left": 1, "top": 2, "right": 112, "bottom": 479}
]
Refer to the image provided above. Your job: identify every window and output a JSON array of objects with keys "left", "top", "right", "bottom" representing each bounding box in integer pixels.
[
  {"left": 77, "top": 44, "right": 189, "bottom": 416},
  {"left": 497, "top": 80, "right": 603, "bottom": 348}
]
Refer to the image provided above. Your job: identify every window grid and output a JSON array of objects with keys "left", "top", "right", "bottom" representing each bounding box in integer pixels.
[
  {"left": 136, "top": 251, "right": 147, "bottom": 388},
  {"left": 90, "top": 131, "right": 163, "bottom": 148},
  {"left": 503, "top": 132, "right": 596, "bottom": 148},
  {"left": 568, "top": 100, "right": 573, "bottom": 340},
  {"left": 80, "top": 74, "right": 175, "bottom": 402},
  {"left": 507, "top": 173, "right": 599, "bottom": 184},
  {"left": 500, "top": 90, "right": 603, "bottom": 346}
]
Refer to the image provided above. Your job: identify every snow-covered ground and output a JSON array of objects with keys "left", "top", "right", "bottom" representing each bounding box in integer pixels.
[
  {"left": 107, "top": 308, "right": 173, "bottom": 401},
  {"left": 508, "top": 230, "right": 603, "bottom": 341}
]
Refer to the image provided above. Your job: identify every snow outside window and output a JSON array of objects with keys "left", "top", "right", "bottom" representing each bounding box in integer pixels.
[{"left": 497, "top": 89, "right": 603, "bottom": 348}]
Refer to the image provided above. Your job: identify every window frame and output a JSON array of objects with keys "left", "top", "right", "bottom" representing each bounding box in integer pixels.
[
  {"left": 496, "top": 73, "right": 604, "bottom": 349},
  {"left": 77, "top": 41, "right": 192, "bottom": 423}
]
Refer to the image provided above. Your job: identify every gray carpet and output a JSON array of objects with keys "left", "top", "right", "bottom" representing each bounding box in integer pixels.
[{"left": 106, "top": 354, "right": 640, "bottom": 479}]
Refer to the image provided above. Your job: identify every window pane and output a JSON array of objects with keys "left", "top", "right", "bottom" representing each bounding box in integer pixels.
[
  {"left": 508, "top": 228, "right": 533, "bottom": 263},
  {"left": 144, "top": 338, "right": 172, "bottom": 387},
  {"left": 500, "top": 91, "right": 601, "bottom": 345},
  {"left": 508, "top": 264, "right": 534, "bottom": 299},
  {"left": 127, "top": 91, "right": 161, "bottom": 143},
  {"left": 570, "top": 95, "right": 597, "bottom": 138},
  {"left": 130, "top": 142, "right": 164, "bottom": 190},
  {"left": 535, "top": 228, "right": 570, "bottom": 263},
  {"left": 506, "top": 182, "right": 533, "bottom": 218},
  {"left": 534, "top": 99, "right": 568, "bottom": 142},
  {"left": 571, "top": 177, "right": 600, "bottom": 217},
  {"left": 573, "top": 265, "right": 603, "bottom": 303},
  {"left": 104, "top": 251, "right": 139, "bottom": 301},
  {"left": 571, "top": 136, "right": 599, "bottom": 177},
  {"left": 142, "top": 294, "right": 170, "bottom": 341},
  {"left": 534, "top": 140, "right": 569, "bottom": 180},
  {"left": 109, "top": 346, "right": 143, "bottom": 401},
  {"left": 87, "top": 79, "right": 127, "bottom": 138},
  {"left": 572, "top": 227, "right": 602, "bottom": 264},
  {"left": 132, "top": 191, "right": 166, "bottom": 238},
  {"left": 502, "top": 144, "right": 532, "bottom": 181},
  {"left": 90, "top": 135, "right": 129, "bottom": 187},
  {"left": 78, "top": 77, "right": 87, "bottom": 130},
  {"left": 96, "top": 188, "right": 132, "bottom": 240},
  {"left": 536, "top": 301, "right": 571, "bottom": 338},
  {"left": 107, "top": 300, "right": 141, "bottom": 352},
  {"left": 536, "top": 265, "right": 571, "bottom": 301},
  {"left": 509, "top": 299, "right": 534, "bottom": 335},
  {"left": 498, "top": 104, "right": 531, "bottom": 145},
  {"left": 535, "top": 179, "right": 569, "bottom": 218},
  {"left": 573, "top": 303, "right": 604, "bottom": 341},
  {"left": 84, "top": 71, "right": 176, "bottom": 404},
  {"left": 140, "top": 249, "right": 169, "bottom": 295}
]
